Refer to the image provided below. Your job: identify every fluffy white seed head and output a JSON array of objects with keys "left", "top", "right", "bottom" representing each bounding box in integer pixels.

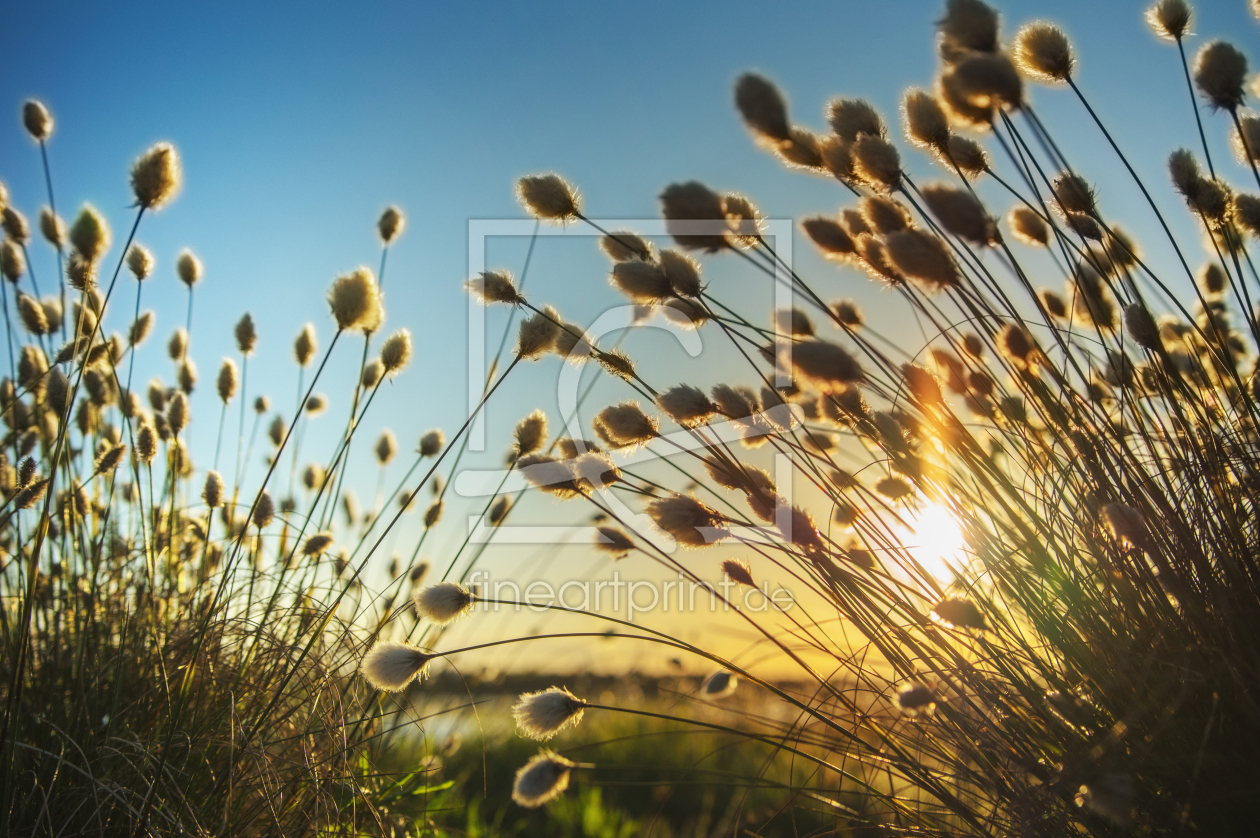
[
  {"left": 360, "top": 640, "right": 434, "bottom": 692},
  {"left": 466, "top": 269, "right": 525, "bottom": 305},
  {"left": 511, "top": 752, "right": 576, "bottom": 808},
  {"left": 1194, "top": 41, "right": 1247, "bottom": 110},
  {"left": 516, "top": 174, "right": 581, "bottom": 222},
  {"left": 412, "top": 581, "right": 475, "bottom": 625},
  {"left": 646, "top": 494, "right": 728, "bottom": 547},
  {"left": 734, "top": 72, "right": 791, "bottom": 141},
  {"left": 294, "top": 323, "right": 317, "bottom": 367},
  {"left": 516, "top": 309, "right": 560, "bottom": 360},
  {"left": 655, "top": 385, "right": 716, "bottom": 427},
  {"left": 1146, "top": 0, "right": 1191, "bottom": 41},
  {"left": 380, "top": 328, "right": 413, "bottom": 375},
  {"left": 419, "top": 428, "right": 445, "bottom": 457},
  {"left": 512, "top": 687, "right": 586, "bottom": 740},
  {"left": 126, "top": 244, "right": 154, "bottom": 280},
  {"left": 377, "top": 205, "right": 405, "bottom": 243},
  {"left": 514, "top": 409, "right": 548, "bottom": 458},
  {"left": 1013, "top": 22, "right": 1075, "bottom": 84},
  {"left": 328, "top": 267, "right": 384, "bottom": 332},
  {"left": 23, "top": 100, "right": 53, "bottom": 141},
  {"left": 176, "top": 249, "right": 202, "bottom": 287},
  {"left": 130, "top": 141, "right": 182, "bottom": 210},
  {"left": 69, "top": 204, "right": 111, "bottom": 264}
]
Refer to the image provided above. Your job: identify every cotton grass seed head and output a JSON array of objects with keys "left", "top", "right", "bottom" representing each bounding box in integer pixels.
[
  {"left": 897, "top": 682, "right": 936, "bottom": 714},
  {"left": 2, "top": 207, "right": 29, "bottom": 245},
  {"left": 937, "top": 0, "right": 999, "bottom": 59},
  {"left": 646, "top": 494, "right": 727, "bottom": 547},
  {"left": 361, "top": 640, "right": 434, "bottom": 692},
  {"left": 130, "top": 142, "right": 182, "bottom": 210},
  {"left": 656, "top": 385, "right": 716, "bottom": 427},
  {"left": 931, "top": 597, "right": 987, "bottom": 630},
  {"left": 125, "top": 243, "right": 154, "bottom": 280},
  {"left": 516, "top": 309, "right": 560, "bottom": 360},
  {"left": 659, "top": 181, "right": 728, "bottom": 252},
  {"left": 377, "top": 205, "right": 405, "bottom": 243},
  {"left": 722, "top": 559, "right": 755, "bottom": 587},
  {"left": 1235, "top": 193, "right": 1260, "bottom": 236},
  {"left": 39, "top": 207, "right": 64, "bottom": 249},
  {"left": 380, "top": 328, "right": 412, "bottom": 375},
  {"left": 18, "top": 294, "right": 48, "bottom": 335},
  {"left": 0, "top": 241, "right": 23, "bottom": 283},
  {"left": 902, "top": 88, "right": 950, "bottom": 152},
  {"left": 788, "top": 339, "right": 864, "bottom": 389},
  {"left": 413, "top": 581, "right": 475, "bottom": 625},
  {"left": 1232, "top": 115, "right": 1260, "bottom": 163},
  {"left": 1194, "top": 41, "right": 1247, "bottom": 110},
  {"left": 735, "top": 73, "right": 791, "bottom": 142},
  {"left": 216, "top": 358, "right": 238, "bottom": 403},
  {"left": 513, "top": 687, "right": 586, "bottom": 740},
  {"left": 202, "top": 470, "right": 224, "bottom": 509},
  {"left": 1123, "top": 304, "right": 1161, "bottom": 351},
  {"left": 375, "top": 429, "right": 397, "bottom": 465},
  {"left": 951, "top": 52, "right": 1024, "bottom": 109},
  {"left": 419, "top": 428, "right": 444, "bottom": 457},
  {"left": 827, "top": 98, "right": 884, "bottom": 142},
  {"left": 328, "top": 267, "right": 384, "bottom": 332},
  {"left": 176, "top": 249, "right": 202, "bottom": 287},
  {"left": 801, "top": 216, "right": 855, "bottom": 259},
  {"left": 1146, "top": 0, "right": 1191, "bottom": 41},
  {"left": 594, "top": 402, "right": 658, "bottom": 448},
  {"left": 514, "top": 409, "right": 548, "bottom": 458},
  {"left": 167, "top": 391, "right": 189, "bottom": 435},
  {"left": 69, "top": 204, "right": 111, "bottom": 264},
  {"left": 1102, "top": 502, "right": 1147, "bottom": 547},
  {"left": 851, "top": 135, "right": 902, "bottom": 191},
  {"left": 1008, "top": 206, "right": 1049, "bottom": 246},
  {"left": 886, "top": 228, "right": 960, "bottom": 291},
  {"left": 23, "top": 100, "right": 53, "bottom": 141},
  {"left": 252, "top": 490, "right": 275, "bottom": 530},
  {"left": 599, "top": 230, "right": 652, "bottom": 262},
  {"left": 512, "top": 751, "right": 576, "bottom": 808},
  {"left": 516, "top": 174, "right": 581, "bottom": 222},
  {"left": 233, "top": 313, "right": 256, "bottom": 355},
  {"left": 1014, "top": 22, "right": 1075, "bottom": 83},
  {"left": 294, "top": 323, "right": 317, "bottom": 367},
  {"left": 702, "top": 670, "right": 737, "bottom": 697},
  {"left": 303, "top": 532, "right": 334, "bottom": 556},
  {"left": 466, "top": 269, "right": 524, "bottom": 305}
]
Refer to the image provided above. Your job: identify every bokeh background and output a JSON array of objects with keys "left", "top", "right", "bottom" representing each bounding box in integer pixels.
[{"left": 3, "top": 0, "right": 1258, "bottom": 676}]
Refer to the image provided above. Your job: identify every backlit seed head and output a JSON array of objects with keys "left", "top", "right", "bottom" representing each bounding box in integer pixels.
[
  {"left": 361, "top": 640, "right": 434, "bottom": 692},
  {"left": 167, "top": 391, "right": 189, "bottom": 435},
  {"left": 135, "top": 424, "right": 157, "bottom": 463},
  {"left": 735, "top": 73, "right": 791, "bottom": 142},
  {"left": 659, "top": 249, "right": 702, "bottom": 297},
  {"left": 176, "top": 249, "right": 202, "bottom": 287},
  {"left": 375, "top": 429, "right": 397, "bottom": 466},
  {"left": 65, "top": 251, "right": 96, "bottom": 290},
  {"left": 789, "top": 339, "right": 864, "bottom": 389},
  {"left": 69, "top": 204, "right": 111, "bottom": 263},
  {"left": 127, "top": 244, "right": 154, "bottom": 279},
  {"left": 939, "top": 69, "right": 994, "bottom": 128},
  {"left": 178, "top": 359, "right": 197, "bottom": 394},
  {"left": 921, "top": 184, "right": 994, "bottom": 245},
  {"left": 722, "top": 192, "right": 763, "bottom": 248},
  {"left": 489, "top": 495, "right": 512, "bottom": 525},
  {"left": 147, "top": 379, "right": 167, "bottom": 412},
  {"left": 328, "top": 267, "right": 384, "bottom": 332},
  {"left": 1232, "top": 115, "right": 1260, "bottom": 163},
  {"left": 94, "top": 442, "right": 126, "bottom": 474},
  {"left": 22, "top": 100, "right": 53, "bottom": 141},
  {"left": 1146, "top": 0, "right": 1191, "bottom": 41},
  {"left": 202, "top": 470, "right": 224, "bottom": 508},
  {"left": 833, "top": 299, "right": 864, "bottom": 327},
  {"left": 513, "top": 687, "right": 586, "bottom": 740},
  {"left": 1123, "top": 304, "right": 1161, "bottom": 351},
  {"left": 305, "top": 393, "right": 327, "bottom": 416},
  {"left": 380, "top": 328, "right": 413, "bottom": 374},
  {"left": 268, "top": 415, "right": 285, "bottom": 446},
  {"left": 465, "top": 269, "right": 525, "bottom": 305},
  {"left": 896, "top": 682, "right": 936, "bottom": 713},
  {"left": 594, "top": 402, "right": 658, "bottom": 448},
  {"left": 294, "top": 323, "right": 317, "bottom": 367},
  {"left": 1013, "top": 22, "right": 1075, "bottom": 83},
  {"left": 599, "top": 231, "right": 652, "bottom": 262},
  {"left": 722, "top": 559, "right": 755, "bottom": 587},
  {"left": 511, "top": 752, "right": 576, "bottom": 809},
  {"left": 1235, "top": 193, "right": 1260, "bottom": 236},
  {"left": 252, "top": 491, "right": 275, "bottom": 529},
  {"left": 234, "top": 313, "right": 257, "bottom": 355},
  {"left": 1198, "top": 262, "right": 1227, "bottom": 299},
  {"left": 950, "top": 52, "right": 1023, "bottom": 109},
  {"left": 216, "top": 358, "right": 238, "bottom": 403},
  {"left": 362, "top": 359, "right": 383, "bottom": 389},
  {"left": 419, "top": 428, "right": 445, "bottom": 457},
  {"left": 413, "top": 581, "right": 475, "bottom": 625},
  {"left": 659, "top": 181, "right": 728, "bottom": 252},
  {"left": 304, "top": 532, "right": 334, "bottom": 556},
  {"left": 801, "top": 216, "right": 855, "bottom": 258},
  {"left": 774, "top": 307, "right": 815, "bottom": 337},
  {"left": 937, "top": 0, "right": 999, "bottom": 59},
  {"left": 903, "top": 88, "right": 950, "bottom": 151},
  {"left": 931, "top": 597, "right": 987, "bottom": 629},
  {"left": 656, "top": 384, "right": 716, "bottom": 427},
  {"left": 999, "top": 323, "right": 1037, "bottom": 367},
  {"left": 18, "top": 294, "right": 48, "bottom": 335},
  {"left": 860, "top": 196, "right": 912, "bottom": 235},
  {"left": 516, "top": 309, "right": 560, "bottom": 360},
  {"left": 1008, "top": 206, "right": 1049, "bottom": 246},
  {"left": 646, "top": 494, "right": 728, "bottom": 547},
  {"left": 827, "top": 98, "right": 885, "bottom": 142},
  {"left": 516, "top": 174, "right": 581, "bottom": 222},
  {"left": 302, "top": 463, "right": 325, "bottom": 491},
  {"left": 41, "top": 297, "right": 61, "bottom": 333},
  {"left": 2, "top": 207, "right": 30, "bottom": 244},
  {"left": 702, "top": 670, "right": 738, "bottom": 697},
  {"left": 886, "top": 228, "right": 960, "bottom": 291},
  {"left": 1102, "top": 501, "right": 1147, "bottom": 547},
  {"left": 1194, "top": 41, "right": 1247, "bottom": 110},
  {"left": 254, "top": 395, "right": 269, "bottom": 414},
  {"left": 514, "top": 409, "right": 548, "bottom": 458},
  {"left": 945, "top": 134, "right": 989, "bottom": 177},
  {"left": 594, "top": 525, "right": 633, "bottom": 556},
  {"left": 130, "top": 142, "right": 182, "bottom": 209},
  {"left": 1052, "top": 172, "right": 1096, "bottom": 215},
  {"left": 39, "top": 207, "right": 64, "bottom": 248},
  {"left": 377, "top": 205, "right": 405, "bottom": 243},
  {"left": 851, "top": 135, "right": 902, "bottom": 191},
  {"left": 0, "top": 240, "right": 23, "bottom": 282},
  {"left": 875, "top": 476, "right": 913, "bottom": 499}
]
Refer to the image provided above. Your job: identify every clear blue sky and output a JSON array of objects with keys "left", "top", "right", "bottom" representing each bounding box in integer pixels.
[{"left": 3, "top": 1, "right": 1259, "bottom": 672}]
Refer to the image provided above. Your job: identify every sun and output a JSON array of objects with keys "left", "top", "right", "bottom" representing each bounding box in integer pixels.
[{"left": 904, "top": 502, "right": 968, "bottom": 583}]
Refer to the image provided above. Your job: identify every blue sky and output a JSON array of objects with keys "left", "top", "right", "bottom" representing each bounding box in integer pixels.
[{"left": 4, "top": 0, "right": 1259, "bottom": 672}]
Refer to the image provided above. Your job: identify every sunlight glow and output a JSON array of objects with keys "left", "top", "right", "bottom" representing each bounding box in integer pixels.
[{"left": 906, "top": 503, "right": 969, "bottom": 583}]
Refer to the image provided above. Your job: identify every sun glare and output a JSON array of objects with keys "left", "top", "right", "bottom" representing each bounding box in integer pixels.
[{"left": 905, "top": 503, "right": 968, "bottom": 583}]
